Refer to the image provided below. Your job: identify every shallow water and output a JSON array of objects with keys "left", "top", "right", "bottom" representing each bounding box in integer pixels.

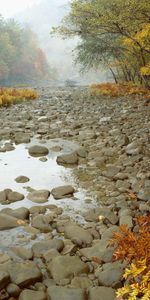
[{"left": 0, "top": 139, "right": 96, "bottom": 214}]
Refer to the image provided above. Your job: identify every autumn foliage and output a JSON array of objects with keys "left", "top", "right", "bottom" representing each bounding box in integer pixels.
[
  {"left": 91, "top": 83, "right": 150, "bottom": 99},
  {"left": 110, "top": 214, "right": 150, "bottom": 299},
  {"left": 0, "top": 88, "right": 38, "bottom": 106}
]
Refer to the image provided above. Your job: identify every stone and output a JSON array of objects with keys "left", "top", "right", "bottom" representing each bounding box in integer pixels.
[
  {"left": 57, "top": 152, "right": 78, "bottom": 165},
  {"left": 32, "top": 215, "right": 52, "bottom": 232},
  {"left": 64, "top": 223, "right": 93, "bottom": 245},
  {"left": 11, "top": 247, "right": 33, "bottom": 260},
  {"left": 0, "top": 191, "right": 7, "bottom": 203},
  {"left": 0, "top": 261, "right": 42, "bottom": 288},
  {"left": 47, "top": 286, "right": 86, "bottom": 300},
  {"left": 32, "top": 240, "right": 64, "bottom": 257},
  {"left": 0, "top": 271, "right": 10, "bottom": 290},
  {"left": 6, "top": 283, "right": 21, "bottom": 297},
  {"left": 119, "top": 215, "right": 133, "bottom": 228},
  {"left": 14, "top": 133, "right": 30, "bottom": 144},
  {"left": 51, "top": 186, "right": 75, "bottom": 199},
  {"left": 84, "top": 208, "right": 118, "bottom": 225},
  {"left": 0, "top": 253, "right": 11, "bottom": 264},
  {"left": 7, "top": 191, "right": 24, "bottom": 202},
  {"left": 0, "top": 214, "right": 19, "bottom": 230},
  {"left": 89, "top": 287, "right": 116, "bottom": 300},
  {"left": 80, "top": 240, "right": 114, "bottom": 263},
  {"left": 125, "top": 142, "right": 141, "bottom": 155},
  {"left": 27, "top": 190, "right": 50, "bottom": 203},
  {"left": 15, "top": 176, "right": 30, "bottom": 183},
  {"left": 97, "top": 261, "right": 124, "bottom": 287},
  {"left": 47, "top": 255, "right": 89, "bottom": 282},
  {"left": 71, "top": 276, "right": 93, "bottom": 289},
  {"left": 0, "top": 208, "right": 29, "bottom": 220},
  {"left": 103, "top": 165, "right": 121, "bottom": 178},
  {"left": 137, "top": 188, "right": 150, "bottom": 201},
  {"left": 19, "top": 290, "right": 46, "bottom": 300},
  {"left": 28, "top": 145, "right": 49, "bottom": 157}
]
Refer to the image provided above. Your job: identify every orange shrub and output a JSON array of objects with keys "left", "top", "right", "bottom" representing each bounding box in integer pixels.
[
  {"left": 0, "top": 88, "right": 38, "bottom": 106},
  {"left": 91, "top": 82, "right": 150, "bottom": 99}
]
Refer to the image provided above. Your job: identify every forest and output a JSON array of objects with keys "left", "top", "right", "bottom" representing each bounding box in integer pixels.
[
  {"left": 54, "top": 0, "right": 150, "bottom": 88},
  {"left": 0, "top": 15, "right": 51, "bottom": 85}
]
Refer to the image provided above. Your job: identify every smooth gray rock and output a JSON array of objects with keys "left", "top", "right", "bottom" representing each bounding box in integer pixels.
[
  {"left": 6, "top": 283, "right": 21, "bottom": 297},
  {"left": 97, "top": 261, "right": 124, "bottom": 287},
  {"left": 11, "top": 247, "right": 33, "bottom": 260},
  {"left": 32, "top": 215, "right": 52, "bottom": 232},
  {"left": 48, "top": 255, "right": 89, "bottom": 282},
  {"left": 51, "top": 185, "right": 75, "bottom": 199},
  {"left": 57, "top": 152, "right": 78, "bottom": 165},
  {"left": 89, "top": 287, "right": 116, "bottom": 300},
  {"left": 47, "top": 286, "right": 86, "bottom": 300},
  {"left": 27, "top": 189, "right": 50, "bottom": 203},
  {"left": 15, "top": 176, "right": 30, "bottom": 183},
  {"left": 0, "top": 213, "right": 20, "bottom": 230},
  {"left": 7, "top": 191, "right": 24, "bottom": 202},
  {"left": 64, "top": 223, "right": 93, "bottom": 245},
  {"left": 0, "top": 207, "right": 29, "bottom": 220},
  {"left": 28, "top": 145, "right": 49, "bottom": 157},
  {"left": 0, "top": 261, "right": 42, "bottom": 288},
  {"left": 19, "top": 290, "right": 47, "bottom": 300},
  {"left": 32, "top": 240, "right": 64, "bottom": 257}
]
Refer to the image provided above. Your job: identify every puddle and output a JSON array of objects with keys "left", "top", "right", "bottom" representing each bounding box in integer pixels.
[
  {"left": 0, "top": 139, "right": 96, "bottom": 214},
  {"left": 0, "top": 138, "right": 97, "bottom": 252}
]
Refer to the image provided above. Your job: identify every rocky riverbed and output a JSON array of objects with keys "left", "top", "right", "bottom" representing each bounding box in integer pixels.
[{"left": 0, "top": 86, "right": 149, "bottom": 300}]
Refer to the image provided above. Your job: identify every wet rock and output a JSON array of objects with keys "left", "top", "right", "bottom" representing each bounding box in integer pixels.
[
  {"left": 57, "top": 152, "right": 78, "bottom": 165},
  {"left": 0, "top": 271, "right": 10, "bottom": 290},
  {"left": 32, "top": 240, "right": 64, "bottom": 257},
  {"left": 11, "top": 247, "right": 33, "bottom": 260},
  {"left": 47, "top": 286, "right": 86, "bottom": 300},
  {"left": 19, "top": 290, "right": 46, "bottom": 300},
  {"left": 32, "top": 215, "right": 52, "bottom": 232},
  {"left": 27, "top": 190, "right": 50, "bottom": 203},
  {"left": 89, "top": 287, "right": 116, "bottom": 300},
  {"left": 64, "top": 223, "right": 93, "bottom": 246},
  {"left": 48, "top": 255, "right": 89, "bottom": 282},
  {"left": 96, "top": 261, "right": 124, "bottom": 287},
  {"left": 43, "top": 249, "right": 60, "bottom": 263},
  {"left": 28, "top": 145, "right": 49, "bottom": 157},
  {"left": 7, "top": 191, "right": 24, "bottom": 203},
  {"left": 0, "top": 214, "right": 20, "bottom": 230},
  {"left": 0, "top": 208, "right": 29, "bottom": 220},
  {"left": 6, "top": 283, "right": 21, "bottom": 297},
  {"left": 15, "top": 176, "right": 30, "bottom": 183},
  {"left": 51, "top": 186, "right": 75, "bottom": 199},
  {"left": 0, "top": 253, "right": 11, "bottom": 264},
  {"left": 0, "top": 261, "right": 42, "bottom": 288}
]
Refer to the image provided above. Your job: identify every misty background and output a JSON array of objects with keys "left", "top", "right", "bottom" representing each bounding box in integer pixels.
[{"left": 1, "top": 0, "right": 110, "bottom": 84}]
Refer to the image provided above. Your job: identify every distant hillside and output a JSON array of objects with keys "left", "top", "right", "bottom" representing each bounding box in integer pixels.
[{"left": 15, "top": 0, "right": 109, "bottom": 83}]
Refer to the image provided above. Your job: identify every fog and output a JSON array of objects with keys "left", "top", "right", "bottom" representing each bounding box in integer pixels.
[{"left": 10, "top": 0, "right": 110, "bottom": 84}]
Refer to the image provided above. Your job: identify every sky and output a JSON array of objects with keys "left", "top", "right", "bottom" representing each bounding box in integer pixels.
[{"left": 0, "top": 0, "right": 41, "bottom": 18}]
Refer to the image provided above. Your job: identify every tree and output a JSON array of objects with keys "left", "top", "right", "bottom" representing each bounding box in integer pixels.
[{"left": 53, "top": 0, "right": 150, "bottom": 86}]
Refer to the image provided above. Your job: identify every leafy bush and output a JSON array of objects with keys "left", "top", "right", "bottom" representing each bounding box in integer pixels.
[
  {"left": 91, "top": 83, "right": 150, "bottom": 99},
  {"left": 110, "top": 214, "right": 150, "bottom": 300},
  {"left": 0, "top": 88, "right": 38, "bottom": 106}
]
